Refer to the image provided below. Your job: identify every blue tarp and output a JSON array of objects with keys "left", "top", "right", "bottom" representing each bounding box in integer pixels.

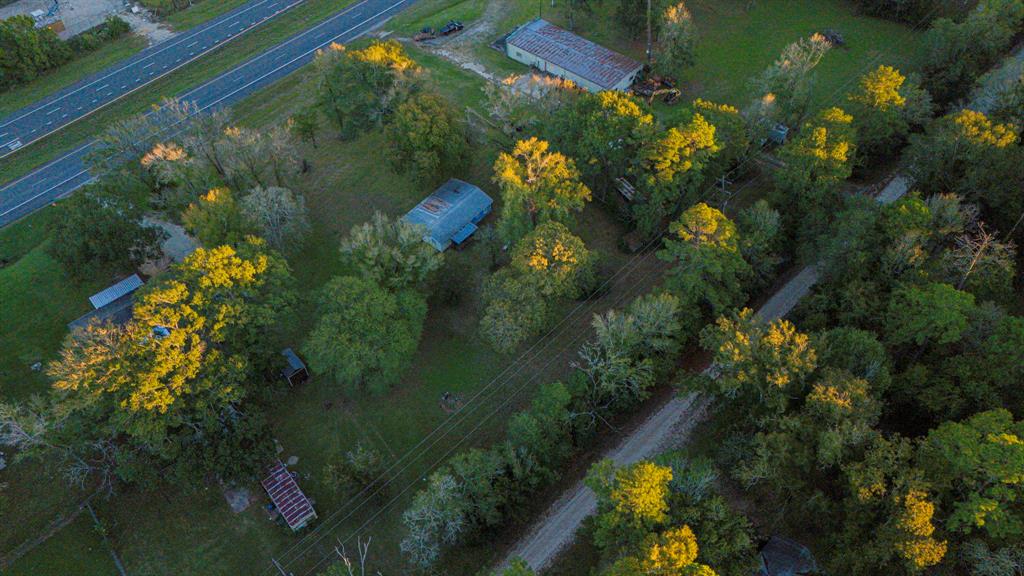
[{"left": 403, "top": 179, "right": 493, "bottom": 251}]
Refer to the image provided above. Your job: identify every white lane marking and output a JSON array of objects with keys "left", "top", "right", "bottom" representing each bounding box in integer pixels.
[
  {"left": 96, "top": 84, "right": 109, "bottom": 91},
  {"left": 1, "top": 0, "right": 406, "bottom": 218},
  {"left": 0, "top": 0, "right": 284, "bottom": 131},
  {"left": 46, "top": 108, "right": 60, "bottom": 115},
  {"left": 187, "top": 40, "right": 199, "bottom": 48},
  {"left": 143, "top": 61, "right": 155, "bottom": 68}
]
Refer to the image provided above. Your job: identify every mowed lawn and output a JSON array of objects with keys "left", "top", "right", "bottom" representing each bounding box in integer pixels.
[
  {"left": 0, "top": 210, "right": 116, "bottom": 401},
  {"left": 403, "top": 0, "right": 926, "bottom": 114}
]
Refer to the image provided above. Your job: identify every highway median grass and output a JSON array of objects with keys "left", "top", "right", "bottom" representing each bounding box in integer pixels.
[
  {"left": 0, "top": 34, "right": 148, "bottom": 118},
  {"left": 0, "top": 0, "right": 362, "bottom": 187}
]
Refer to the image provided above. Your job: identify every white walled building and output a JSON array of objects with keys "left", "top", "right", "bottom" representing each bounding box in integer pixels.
[{"left": 505, "top": 19, "right": 643, "bottom": 93}]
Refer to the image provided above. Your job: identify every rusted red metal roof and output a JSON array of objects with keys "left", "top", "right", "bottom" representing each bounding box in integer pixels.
[
  {"left": 262, "top": 461, "right": 317, "bottom": 531},
  {"left": 506, "top": 19, "right": 642, "bottom": 90}
]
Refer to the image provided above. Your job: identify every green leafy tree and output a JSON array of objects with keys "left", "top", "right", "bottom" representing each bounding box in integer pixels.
[
  {"left": 49, "top": 178, "right": 165, "bottom": 277},
  {"left": 918, "top": 409, "right": 1024, "bottom": 542},
  {"left": 921, "top": 0, "right": 1024, "bottom": 104},
  {"left": 303, "top": 276, "right": 427, "bottom": 394},
  {"left": 479, "top": 269, "right": 549, "bottom": 353},
  {"left": 0, "top": 15, "right": 70, "bottom": 89},
  {"left": 773, "top": 107, "right": 856, "bottom": 240},
  {"left": 314, "top": 40, "right": 419, "bottom": 138},
  {"left": 339, "top": 211, "right": 444, "bottom": 292},
  {"left": 658, "top": 203, "right": 751, "bottom": 316},
  {"left": 616, "top": 0, "right": 665, "bottom": 39},
  {"left": 288, "top": 107, "right": 321, "bottom": 148},
  {"left": 659, "top": 2, "right": 697, "bottom": 76},
  {"left": 547, "top": 90, "right": 655, "bottom": 195},
  {"left": 903, "top": 110, "right": 1023, "bottom": 242},
  {"left": 700, "top": 308, "right": 817, "bottom": 415},
  {"left": 506, "top": 381, "right": 573, "bottom": 481},
  {"left": 586, "top": 459, "right": 674, "bottom": 551},
  {"left": 509, "top": 221, "right": 597, "bottom": 299},
  {"left": 847, "top": 65, "right": 932, "bottom": 161},
  {"left": 181, "top": 187, "right": 255, "bottom": 248},
  {"left": 633, "top": 114, "right": 720, "bottom": 237},
  {"left": 493, "top": 137, "right": 592, "bottom": 244},
  {"left": 736, "top": 200, "right": 782, "bottom": 288},
  {"left": 884, "top": 282, "right": 975, "bottom": 348},
  {"left": 386, "top": 91, "right": 467, "bottom": 185},
  {"left": 836, "top": 436, "right": 947, "bottom": 575}
]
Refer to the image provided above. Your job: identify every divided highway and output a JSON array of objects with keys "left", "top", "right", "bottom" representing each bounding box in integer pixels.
[
  {"left": 0, "top": 0, "right": 416, "bottom": 227},
  {"left": 0, "top": 0, "right": 304, "bottom": 157}
]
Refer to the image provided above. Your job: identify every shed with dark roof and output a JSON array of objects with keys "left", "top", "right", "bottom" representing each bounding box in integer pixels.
[
  {"left": 756, "top": 536, "right": 818, "bottom": 576},
  {"left": 505, "top": 19, "right": 643, "bottom": 92},
  {"left": 403, "top": 179, "right": 493, "bottom": 251}
]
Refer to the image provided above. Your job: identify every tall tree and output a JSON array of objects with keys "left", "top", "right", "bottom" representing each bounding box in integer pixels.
[
  {"left": 386, "top": 91, "right": 467, "bottom": 185},
  {"left": 846, "top": 65, "right": 932, "bottom": 161},
  {"left": 239, "top": 186, "right": 310, "bottom": 252},
  {"left": 773, "top": 107, "right": 856, "bottom": 240},
  {"left": 45, "top": 239, "right": 292, "bottom": 481},
  {"left": 633, "top": 114, "right": 720, "bottom": 237},
  {"left": 754, "top": 34, "right": 831, "bottom": 127},
  {"left": 699, "top": 308, "right": 817, "bottom": 415},
  {"left": 339, "top": 212, "right": 444, "bottom": 293},
  {"left": 48, "top": 178, "right": 165, "bottom": 277},
  {"left": 492, "top": 137, "right": 592, "bottom": 244},
  {"left": 918, "top": 409, "right": 1024, "bottom": 542},
  {"left": 586, "top": 459, "right": 674, "bottom": 551},
  {"left": 658, "top": 203, "right": 751, "bottom": 316},
  {"left": 303, "top": 275, "right": 426, "bottom": 394},
  {"left": 508, "top": 220, "right": 597, "bottom": 299},
  {"left": 314, "top": 40, "right": 420, "bottom": 138},
  {"left": 546, "top": 90, "right": 655, "bottom": 197},
  {"left": 658, "top": 2, "right": 697, "bottom": 77},
  {"left": 181, "top": 187, "right": 255, "bottom": 248}
]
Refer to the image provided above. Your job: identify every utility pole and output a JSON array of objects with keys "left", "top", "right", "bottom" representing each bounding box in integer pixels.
[{"left": 646, "top": 0, "right": 653, "bottom": 65}]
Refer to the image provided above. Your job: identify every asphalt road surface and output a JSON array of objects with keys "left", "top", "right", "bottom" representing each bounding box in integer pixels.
[
  {"left": 0, "top": 0, "right": 415, "bottom": 227},
  {"left": 0, "top": 0, "right": 304, "bottom": 158},
  {"left": 499, "top": 176, "right": 911, "bottom": 573}
]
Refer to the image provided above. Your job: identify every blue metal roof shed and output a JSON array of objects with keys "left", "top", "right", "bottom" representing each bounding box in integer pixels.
[
  {"left": 404, "top": 179, "right": 493, "bottom": 251},
  {"left": 89, "top": 274, "right": 144, "bottom": 309}
]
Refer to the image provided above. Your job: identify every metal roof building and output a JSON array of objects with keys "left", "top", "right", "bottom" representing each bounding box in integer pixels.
[
  {"left": 89, "top": 274, "right": 144, "bottom": 309},
  {"left": 262, "top": 461, "right": 317, "bottom": 531},
  {"left": 403, "top": 179, "right": 493, "bottom": 252},
  {"left": 68, "top": 274, "right": 145, "bottom": 332},
  {"left": 505, "top": 19, "right": 643, "bottom": 92}
]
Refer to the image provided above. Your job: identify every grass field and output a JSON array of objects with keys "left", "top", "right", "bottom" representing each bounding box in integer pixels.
[
  {"left": 5, "top": 511, "right": 117, "bottom": 576},
  {"left": 402, "top": 0, "right": 927, "bottom": 114},
  {"left": 0, "top": 0, "right": 361, "bottom": 186},
  {"left": 165, "top": 0, "right": 257, "bottom": 30},
  {"left": 1, "top": 42, "right": 651, "bottom": 575}
]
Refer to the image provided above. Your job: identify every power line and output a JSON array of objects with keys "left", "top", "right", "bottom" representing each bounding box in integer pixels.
[{"left": 272, "top": 3, "right": 952, "bottom": 573}]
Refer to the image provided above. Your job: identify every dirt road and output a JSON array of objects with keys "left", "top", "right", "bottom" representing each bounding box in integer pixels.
[
  {"left": 496, "top": 36, "right": 1024, "bottom": 576},
  {"left": 498, "top": 175, "right": 911, "bottom": 573}
]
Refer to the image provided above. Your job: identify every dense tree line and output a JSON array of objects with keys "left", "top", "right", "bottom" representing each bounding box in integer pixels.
[
  {"left": 401, "top": 292, "right": 689, "bottom": 568},
  {"left": 0, "top": 15, "right": 130, "bottom": 91}
]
